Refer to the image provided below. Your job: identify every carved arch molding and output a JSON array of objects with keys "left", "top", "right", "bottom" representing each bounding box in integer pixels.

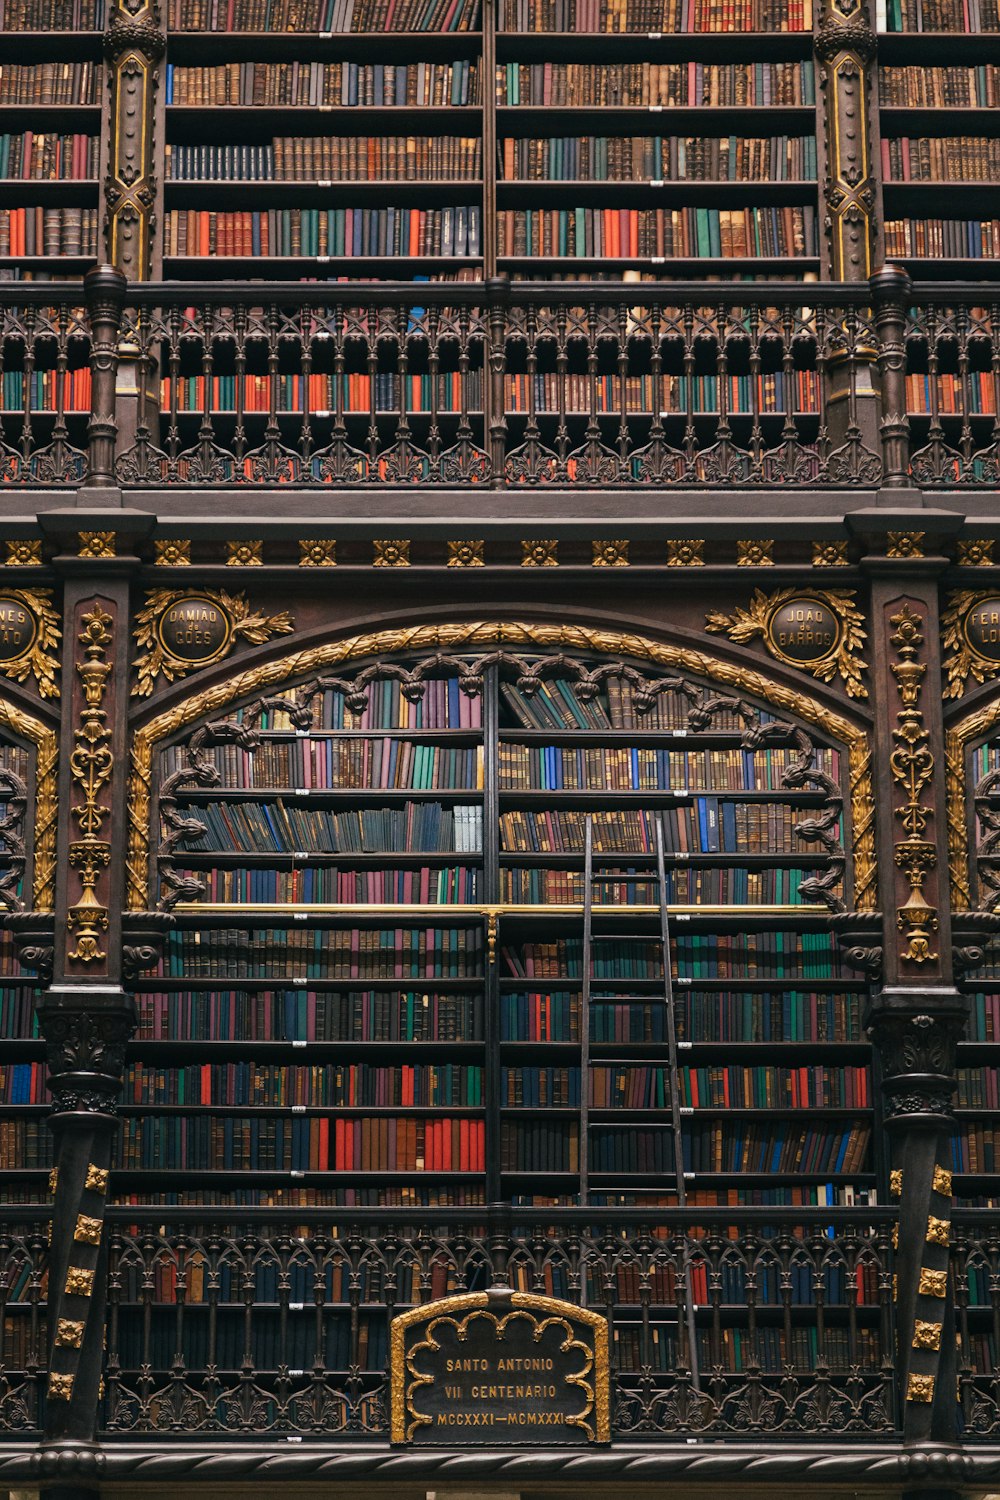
[
  {"left": 126, "top": 621, "right": 876, "bottom": 916},
  {"left": 0, "top": 696, "right": 58, "bottom": 914}
]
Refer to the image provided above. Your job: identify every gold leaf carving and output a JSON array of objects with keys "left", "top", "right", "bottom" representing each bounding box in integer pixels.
[
  {"left": 55, "top": 1319, "right": 84, "bottom": 1348},
  {"left": 906, "top": 1373, "right": 935, "bottom": 1402},
  {"left": 918, "top": 1268, "right": 947, "bottom": 1298},
  {"left": 667, "top": 539, "right": 703, "bottom": 567},
  {"left": 74, "top": 1214, "right": 103, "bottom": 1245},
  {"left": 48, "top": 1373, "right": 75, "bottom": 1400},
  {"left": 65, "top": 1266, "right": 94, "bottom": 1296},
  {"left": 0, "top": 588, "right": 61, "bottom": 699},
  {"left": 522, "top": 540, "right": 558, "bottom": 567},
  {"left": 154, "top": 539, "right": 190, "bottom": 567},
  {"left": 446, "top": 540, "right": 484, "bottom": 567},
  {"left": 706, "top": 586, "right": 868, "bottom": 700},
  {"left": 890, "top": 1168, "right": 903, "bottom": 1197},
  {"left": 6, "top": 540, "right": 41, "bottom": 566},
  {"left": 942, "top": 589, "right": 1000, "bottom": 700},
  {"left": 958, "top": 539, "right": 994, "bottom": 567},
  {"left": 126, "top": 621, "right": 874, "bottom": 914},
  {"left": 926, "top": 1216, "right": 950, "bottom": 1246},
  {"left": 299, "top": 540, "right": 337, "bottom": 567},
  {"left": 813, "top": 540, "right": 849, "bottom": 567},
  {"left": 85, "top": 1164, "right": 109, "bottom": 1193},
  {"left": 737, "top": 539, "right": 773, "bottom": 567},
  {"left": 912, "top": 1319, "right": 942, "bottom": 1351},
  {"left": 78, "top": 531, "right": 115, "bottom": 559},
  {"left": 592, "top": 540, "right": 629, "bottom": 567},
  {"left": 226, "top": 540, "right": 263, "bottom": 567},
  {"left": 374, "top": 539, "right": 410, "bottom": 568},
  {"left": 131, "top": 589, "right": 294, "bottom": 698},
  {"left": 932, "top": 1165, "right": 953, "bottom": 1197}
]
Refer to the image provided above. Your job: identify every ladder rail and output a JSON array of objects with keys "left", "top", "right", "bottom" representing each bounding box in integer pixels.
[
  {"left": 655, "top": 819, "right": 701, "bottom": 1390},
  {"left": 580, "top": 814, "right": 593, "bottom": 1216}
]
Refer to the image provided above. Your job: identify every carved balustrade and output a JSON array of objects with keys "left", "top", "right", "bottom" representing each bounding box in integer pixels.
[{"left": 2, "top": 269, "right": 1000, "bottom": 491}]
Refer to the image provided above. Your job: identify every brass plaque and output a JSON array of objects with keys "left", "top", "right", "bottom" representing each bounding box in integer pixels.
[
  {"left": 156, "top": 594, "right": 233, "bottom": 666},
  {"left": 0, "top": 595, "right": 37, "bottom": 661},
  {"left": 766, "top": 594, "right": 842, "bottom": 667},
  {"left": 391, "top": 1289, "right": 609, "bottom": 1445},
  {"left": 964, "top": 596, "right": 1000, "bottom": 663}
]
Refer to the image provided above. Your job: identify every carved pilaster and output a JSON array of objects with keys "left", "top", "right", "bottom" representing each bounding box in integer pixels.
[
  {"left": 39, "top": 564, "right": 140, "bottom": 1447},
  {"left": 862, "top": 555, "right": 966, "bottom": 1443},
  {"left": 103, "top": 1, "right": 164, "bottom": 279},
  {"left": 815, "top": 0, "right": 877, "bottom": 280}
]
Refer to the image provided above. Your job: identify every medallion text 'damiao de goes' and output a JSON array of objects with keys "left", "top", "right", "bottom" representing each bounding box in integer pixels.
[{"left": 157, "top": 596, "right": 232, "bottom": 665}]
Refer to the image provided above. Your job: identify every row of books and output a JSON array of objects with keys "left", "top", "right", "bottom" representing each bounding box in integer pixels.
[
  {"left": 497, "top": 206, "right": 819, "bottom": 260},
  {"left": 0, "top": 990, "right": 37, "bottom": 1040},
  {"left": 0, "top": 942, "right": 27, "bottom": 979},
  {"left": 883, "top": 218, "right": 1000, "bottom": 258},
  {"left": 496, "top": 60, "right": 815, "bottom": 107},
  {"left": 966, "top": 992, "right": 1000, "bottom": 1042},
  {"left": 0, "top": 206, "right": 99, "bottom": 257},
  {"left": 501, "top": 1065, "right": 580, "bottom": 1105},
  {"left": 499, "top": 0, "right": 814, "bottom": 29},
  {"left": 948, "top": 1128, "right": 1000, "bottom": 1173},
  {"left": 883, "top": 136, "right": 1000, "bottom": 180},
  {"left": 165, "top": 60, "right": 481, "bottom": 107},
  {"left": 111, "top": 1315, "right": 387, "bottom": 1375},
  {"left": 0, "top": 62, "right": 100, "bottom": 105},
  {"left": 501, "top": 1119, "right": 579, "bottom": 1171},
  {"left": 165, "top": 137, "right": 483, "bottom": 182},
  {"left": 164, "top": 0, "right": 481, "bottom": 29},
  {"left": 117, "top": 1114, "right": 487, "bottom": 1171},
  {"left": 0, "top": 369, "right": 91, "bottom": 413},
  {"left": 906, "top": 373, "right": 996, "bottom": 417},
  {"left": 498, "top": 744, "right": 837, "bottom": 791},
  {"left": 128, "top": 987, "right": 865, "bottom": 1045},
  {"left": 501, "top": 679, "right": 760, "bottom": 732},
  {"left": 160, "top": 927, "right": 485, "bottom": 978},
  {"left": 116, "top": 1256, "right": 465, "bottom": 1305},
  {"left": 497, "top": 804, "right": 822, "bottom": 855},
  {"left": 164, "top": 739, "right": 484, "bottom": 790},
  {"left": 880, "top": 0, "right": 999, "bottom": 27},
  {"left": 118, "top": 1061, "right": 485, "bottom": 1106},
  {"left": 179, "top": 800, "right": 485, "bottom": 854},
  {"left": 677, "top": 1065, "right": 869, "bottom": 1108},
  {"left": 500, "top": 989, "right": 864, "bottom": 1044},
  {"left": 504, "top": 933, "right": 843, "bottom": 979},
  {"left": 0, "top": 0, "right": 104, "bottom": 24},
  {"left": 161, "top": 372, "right": 486, "bottom": 414},
  {"left": 504, "top": 371, "right": 823, "bottom": 418},
  {"left": 614, "top": 1324, "right": 883, "bottom": 1374},
  {"left": 0, "top": 133, "right": 99, "bottom": 182},
  {"left": 178, "top": 865, "right": 483, "bottom": 904},
  {"left": 499, "top": 135, "right": 817, "bottom": 183},
  {"left": 226, "top": 678, "right": 483, "bottom": 732},
  {"left": 957, "top": 1068, "right": 1000, "bottom": 1108},
  {"left": 164, "top": 206, "right": 483, "bottom": 258},
  {"left": 136, "top": 989, "right": 485, "bottom": 1041},
  {"left": 605, "top": 1259, "right": 879, "bottom": 1305},
  {"left": 879, "top": 64, "right": 1000, "bottom": 106},
  {"left": 500, "top": 867, "right": 834, "bottom": 906}
]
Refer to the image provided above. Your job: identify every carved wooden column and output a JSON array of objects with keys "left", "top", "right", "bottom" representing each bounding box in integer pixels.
[
  {"left": 815, "top": 0, "right": 877, "bottom": 282},
  {"left": 859, "top": 530, "right": 966, "bottom": 1455},
  {"left": 103, "top": 0, "right": 164, "bottom": 279},
  {"left": 36, "top": 535, "right": 140, "bottom": 1486}
]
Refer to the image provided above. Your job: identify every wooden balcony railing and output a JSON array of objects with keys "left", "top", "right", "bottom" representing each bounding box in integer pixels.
[{"left": 1, "top": 264, "right": 998, "bottom": 493}]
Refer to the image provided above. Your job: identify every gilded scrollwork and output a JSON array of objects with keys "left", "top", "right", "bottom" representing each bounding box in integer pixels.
[
  {"left": 66, "top": 606, "right": 114, "bottom": 965},
  {"left": 942, "top": 589, "right": 1000, "bottom": 700},
  {"left": 888, "top": 603, "right": 939, "bottom": 965},
  {"left": 705, "top": 586, "right": 868, "bottom": 699},
  {"left": 127, "top": 621, "right": 875, "bottom": 913},
  {"left": 132, "top": 589, "right": 294, "bottom": 698},
  {"left": 0, "top": 589, "right": 61, "bottom": 700}
]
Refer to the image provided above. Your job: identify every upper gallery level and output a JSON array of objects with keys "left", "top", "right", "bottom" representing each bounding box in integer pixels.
[{"left": 1, "top": 265, "right": 1000, "bottom": 522}]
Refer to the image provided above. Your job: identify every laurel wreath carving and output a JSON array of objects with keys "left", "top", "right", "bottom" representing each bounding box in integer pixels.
[
  {"left": 941, "top": 590, "right": 1000, "bottom": 700},
  {"left": 132, "top": 589, "right": 294, "bottom": 698},
  {"left": 0, "top": 589, "right": 61, "bottom": 700},
  {"left": 705, "top": 587, "right": 868, "bottom": 699}
]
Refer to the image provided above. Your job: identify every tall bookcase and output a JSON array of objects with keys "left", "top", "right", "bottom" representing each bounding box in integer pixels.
[
  {"left": 78, "top": 646, "right": 879, "bottom": 1217},
  {"left": 0, "top": 0, "right": 104, "bottom": 278}
]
